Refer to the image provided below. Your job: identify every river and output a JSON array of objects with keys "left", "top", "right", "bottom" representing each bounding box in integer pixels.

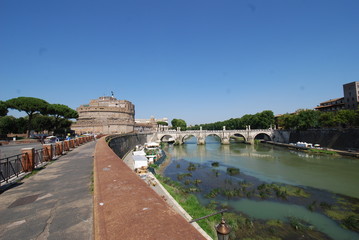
[{"left": 161, "top": 136, "right": 359, "bottom": 240}]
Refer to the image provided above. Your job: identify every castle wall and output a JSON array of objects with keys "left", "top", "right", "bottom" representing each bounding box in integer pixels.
[{"left": 72, "top": 96, "right": 135, "bottom": 134}]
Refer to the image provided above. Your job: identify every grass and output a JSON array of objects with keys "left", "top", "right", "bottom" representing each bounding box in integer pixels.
[
  {"left": 155, "top": 173, "right": 258, "bottom": 239},
  {"left": 90, "top": 171, "right": 94, "bottom": 193},
  {"left": 307, "top": 148, "right": 337, "bottom": 155},
  {"left": 23, "top": 167, "right": 44, "bottom": 179},
  {"left": 156, "top": 174, "right": 221, "bottom": 238},
  {"left": 266, "top": 219, "right": 284, "bottom": 227}
]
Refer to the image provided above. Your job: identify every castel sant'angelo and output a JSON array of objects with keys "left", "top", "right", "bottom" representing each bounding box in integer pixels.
[{"left": 72, "top": 96, "right": 135, "bottom": 134}]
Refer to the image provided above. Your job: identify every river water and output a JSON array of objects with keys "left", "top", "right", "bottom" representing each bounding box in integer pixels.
[{"left": 162, "top": 136, "right": 359, "bottom": 240}]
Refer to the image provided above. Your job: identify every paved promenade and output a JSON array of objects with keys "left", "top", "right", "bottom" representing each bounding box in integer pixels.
[
  {"left": 0, "top": 141, "right": 95, "bottom": 240},
  {"left": 94, "top": 137, "right": 207, "bottom": 240}
]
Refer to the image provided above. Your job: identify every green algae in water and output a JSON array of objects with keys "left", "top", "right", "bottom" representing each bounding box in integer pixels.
[{"left": 228, "top": 198, "right": 359, "bottom": 240}]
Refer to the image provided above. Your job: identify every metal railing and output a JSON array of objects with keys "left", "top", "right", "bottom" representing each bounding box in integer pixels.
[
  {"left": 34, "top": 149, "right": 45, "bottom": 167},
  {"left": 0, "top": 136, "right": 95, "bottom": 185},
  {"left": 0, "top": 153, "right": 25, "bottom": 184}
]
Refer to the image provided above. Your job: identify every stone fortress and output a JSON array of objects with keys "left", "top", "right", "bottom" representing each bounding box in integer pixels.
[{"left": 72, "top": 96, "right": 135, "bottom": 134}]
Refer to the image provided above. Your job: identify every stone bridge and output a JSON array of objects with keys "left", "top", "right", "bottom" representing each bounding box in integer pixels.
[{"left": 152, "top": 127, "right": 275, "bottom": 145}]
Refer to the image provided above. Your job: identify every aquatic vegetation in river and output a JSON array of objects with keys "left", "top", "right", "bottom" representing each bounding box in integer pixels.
[
  {"left": 342, "top": 215, "right": 359, "bottom": 231},
  {"left": 288, "top": 217, "right": 314, "bottom": 231},
  {"left": 211, "top": 169, "right": 220, "bottom": 177},
  {"left": 194, "top": 179, "right": 202, "bottom": 185},
  {"left": 211, "top": 161, "right": 219, "bottom": 167},
  {"left": 187, "top": 163, "right": 197, "bottom": 171},
  {"left": 226, "top": 167, "right": 240, "bottom": 176},
  {"left": 177, "top": 172, "right": 192, "bottom": 180},
  {"left": 205, "top": 188, "right": 221, "bottom": 198},
  {"left": 307, "top": 201, "right": 317, "bottom": 212}
]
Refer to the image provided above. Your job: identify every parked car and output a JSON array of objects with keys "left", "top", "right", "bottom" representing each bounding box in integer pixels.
[{"left": 44, "top": 136, "right": 59, "bottom": 144}]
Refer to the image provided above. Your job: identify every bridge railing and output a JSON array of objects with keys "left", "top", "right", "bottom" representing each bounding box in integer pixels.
[{"left": 158, "top": 129, "right": 273, "bottom": 134}]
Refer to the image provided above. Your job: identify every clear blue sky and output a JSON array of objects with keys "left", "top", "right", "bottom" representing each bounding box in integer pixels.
[{"left": 1, "top": 0, "right": 358, "bottom": 125}]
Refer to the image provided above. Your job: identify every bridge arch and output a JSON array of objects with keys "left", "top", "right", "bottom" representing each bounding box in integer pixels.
[
  {"left": 181, "top": 134, "right": 198, "bottom": 144},
  {"left": 205, "top": 134, "right": 221, "bottom": 141},
  {"left": 254, "top": 133, "right": 272, "bottom": 141},
  {"left": 160, "top": 134, "right": 175, "bottom": 143},
  {"left": 229, "top": 133, "right": 247, "bottom": 143}
]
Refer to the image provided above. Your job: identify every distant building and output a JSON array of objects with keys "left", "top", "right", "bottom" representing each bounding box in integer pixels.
[
  {"left": 134, "top": 117, "right": 169, "bottom": 132},
  {"left": 343, "top": 81, "right": 359, "bottom": 110},
  {"left": 72, "top": 96, "right": 135, "bottom": 134},
  {"left": 315, "top": 81, "right": 359, "bottom": 112},
  {"left": 315, "top": 97, "right": 345, "bottom": 112}
]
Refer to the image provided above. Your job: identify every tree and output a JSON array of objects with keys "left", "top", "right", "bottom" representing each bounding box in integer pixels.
[
  {"left": 277, "top": 113, "right": 298, "bottom": 129},
  {"left": 0, "top": 116, "right": 17, "bottom": 136},
  {"left": 46, "top": 104, "right": 78, "bottom": 119},
  {"left": 318, "top": 112, "right": 336, "bottom": 128},
  {"left": 6, "top": 97, "right": 49, "bottom": 137},
  {"left": 32, "top": 114, "right": 54, "bottom": 133},
  {"left": 0, "top": 101, "right": 8, "bottom": 116},
  {"left": 256, "top": 110, "right": 275, "bottom": 129},
  {"left": 334, "top": 110, "right": 357, "bottom": 128},
  {"left": 171, "top": 118, "right": 187, "bottom": 130},
  {"left": 296, "top": 110, "right": 320, "bottom": 130},
  {"left": 157, "top": 121, "right": 168, "bottom": 126},
  {"left": 46, "top": 104, "right": 78, "bottom": 134},
  {"left": 14, "top": 117, "right": 28, "bottom": 134}
]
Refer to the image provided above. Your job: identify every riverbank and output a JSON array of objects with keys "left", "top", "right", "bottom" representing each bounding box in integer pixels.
[
  {"left": 159, "top": 138, "right": 359, "bottom": 240},
  {"left": 162, "top": 156, "right": 359, "bottom": 239},
  {"left": 264, "top": 141, "right": 359, "bottom": 158},
  {"left": 122, "top": 147, "right": 212, "bottom": 239}
]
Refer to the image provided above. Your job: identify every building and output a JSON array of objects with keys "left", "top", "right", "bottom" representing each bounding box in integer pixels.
[
  {"left": 315, "top": 81, "right": 359, "bottom": 112},
  {"left": 134, "top": 117, "right": 169, "bottom": 132},
  {"left": 72, "top": 96, "right": 135, "bottom": 134},
  {"left": 314, "top": 97, "right": 345, "bottom": 112},
  {"left": 343, "top": 81, "right": 359, "bottom": 110}
]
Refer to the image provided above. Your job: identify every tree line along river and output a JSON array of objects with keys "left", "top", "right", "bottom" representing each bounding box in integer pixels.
[{"left": 160, "top": 136, "right": 359, "bottom": 240}]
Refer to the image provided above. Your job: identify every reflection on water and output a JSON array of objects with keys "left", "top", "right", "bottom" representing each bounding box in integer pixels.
[
  {"left": 168, "top": 136, "right": 359, "bottom": 198},
  {"left": 163, "top": 136, "right": 359, "bottom": 239}
]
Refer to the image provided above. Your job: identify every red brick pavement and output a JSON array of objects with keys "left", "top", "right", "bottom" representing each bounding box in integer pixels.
[{"left": 94, "top": 137, "right": 207, "bottom": 240}]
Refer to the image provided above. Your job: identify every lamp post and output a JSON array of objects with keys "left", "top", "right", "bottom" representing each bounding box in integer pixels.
[
  {"left": 216, "top": 216, "right": 231, "bottom": 240},
  {"left": 189, "top": 209, "right": 231, "bottom": 240}
]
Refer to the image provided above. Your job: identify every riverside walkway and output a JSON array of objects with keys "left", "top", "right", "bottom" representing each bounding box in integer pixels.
[
  {"left": 0, "top": 141, "right": 95, "bottom": 240},
  {"left": 94, "top": 137, "right": 207, "bottom": 240},
  {"left": 0, "top": 138, "right": 208, "bottom": 240}
]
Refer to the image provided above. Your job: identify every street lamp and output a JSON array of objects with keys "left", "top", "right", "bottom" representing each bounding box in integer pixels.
[
  {"left": 189, "top": 209, "right": 231, "bottom": 240},
  {"left": 216, "top": 216, "right": 231, "bottom": 240}
]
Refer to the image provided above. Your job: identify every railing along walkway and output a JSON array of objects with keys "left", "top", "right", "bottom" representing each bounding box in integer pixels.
[{"left": 0, "top": 136, "right": 95, "bottom": 185}]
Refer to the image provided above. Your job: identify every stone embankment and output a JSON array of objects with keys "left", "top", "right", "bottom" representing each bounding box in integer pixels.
[
  {"left": 265, "top": 141, "right": 359, "bottom": 158},
  {"left": 287, "top": 128, "right": 359, "bottom": 151}
]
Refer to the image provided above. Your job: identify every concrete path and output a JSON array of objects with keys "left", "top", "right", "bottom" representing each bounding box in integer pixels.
[{"left": 0, "top": 141, "right": 95, "bottom": 240}]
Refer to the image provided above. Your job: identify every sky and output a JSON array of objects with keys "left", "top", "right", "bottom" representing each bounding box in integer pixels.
[{"left": 1, "top": 0, "right": 358, "bottom": 125}]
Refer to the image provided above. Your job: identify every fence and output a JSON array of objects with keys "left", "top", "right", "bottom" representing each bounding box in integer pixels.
[{"left": 0, "top": 136, "right": 95, "bottom": 185}]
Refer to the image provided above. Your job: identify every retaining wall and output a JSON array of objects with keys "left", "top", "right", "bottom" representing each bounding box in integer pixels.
[
  {"left": 288, "top": 128, "right": 359, "bottom": 151},
  {"left": 107, "top": 133, "right": 150, "bottom": 158}
]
